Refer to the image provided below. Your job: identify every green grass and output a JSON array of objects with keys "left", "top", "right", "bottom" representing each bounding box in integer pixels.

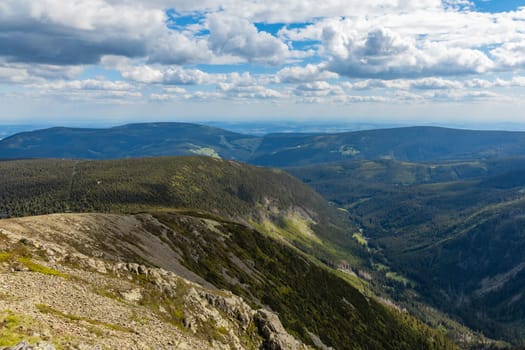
[
  {"left": 18, "top": 257, "right": 67, "bottom": 278},
  {"left": 386, "top": 272, "right": 416, "bottom": 288},
  {"left": 352, "top": 232, "right": 368, "bottom": 247},
  {"left": 0, "top": 252, "right": 13, "bottom": 263},
  {"left": 0, "top": 311, "right": 40, "bottom": 347}
]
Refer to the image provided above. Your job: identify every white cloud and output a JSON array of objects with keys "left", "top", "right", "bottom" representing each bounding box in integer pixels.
[
  {"left": 491, "top": 42, "right": 525, "bottom": 68},
  {"left": 28, "top": 79, "right": 135, "bottom": 91},
  {"left": 277, "top": 64, "right": 338, "bottom": 83},
  {"left": 2, "top": 0, "right": 525, "bottom": 122},
  {"left": 148, "top": 32, "right": 213, "bottom": 65},
  {"left": 207, "top": 14, "right": 288, "bottom": 64},
  {"left": 322, "top": 24, "right": 494, "bottom": 78},
  {"left": 121, "top": 65, "right": 221, "bottom": 85},
  {"left": 294, "top": 81, "right": 345, "bottom": 98},
  {"left": 217, "top": 72, "right": 283, "bottom": 99}
]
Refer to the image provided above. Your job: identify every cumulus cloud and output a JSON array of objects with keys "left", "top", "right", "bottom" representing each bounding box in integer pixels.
[
  {"left": 322, "top": 25, "right": 494, "bottom": 79},
  {"left": 491, "top": 42, "right": 525, "bottom": 69},
  {"left": 148, "top": 33, "right": 213, "bottom": 65},
  {"left": 350, "top": 77, "right": 464, "bottom": 90},
  {"left": 207, "top": 14, "right": 288, "bottom": 64},
  {"left": 0, "top": 63, "right": 83, "bottom": 83},
  {"left": 28, "top": 79, "right": 135, "bottom": 91},
  {"left": 0, "top": 0, "right": 161, "bottom": 64},
  {"left": 217, "top": 71, "right": 283, "bottom": 99},
  {"left": 294, "top": 81, "right": 345, "bottom": 98},
  {"left": 218, "top": 83, "right": 283, "bottom": 99},
  {"left": 122, "top": 65, "right": 221, "bottom": 85},
  {"left": 277, "top": 64, "right": 338, "bottom": 83},
  {"left": 2, "top": 0, "right": 525, "bottom": 114}
]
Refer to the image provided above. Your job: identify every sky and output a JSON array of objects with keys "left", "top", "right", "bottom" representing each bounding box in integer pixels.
[{"left": 1, "top": 0, "right": 525, "bottom": 126}]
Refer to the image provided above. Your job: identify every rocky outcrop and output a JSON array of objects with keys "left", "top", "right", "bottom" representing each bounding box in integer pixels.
[
  {"left": 255, "top": 309, "right": 308, "bottom": 350},
  {"left": 0, "top": 214, "right": 311, "bottom": 350}
]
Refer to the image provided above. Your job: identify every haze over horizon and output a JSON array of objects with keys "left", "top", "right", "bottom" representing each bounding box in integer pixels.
[{"left": 1, "top": 0, "right": 525, "bottom": 125}]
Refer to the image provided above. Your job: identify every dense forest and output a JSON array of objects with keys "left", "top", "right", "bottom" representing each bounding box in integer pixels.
[{"left": 289, "top": 157, "right": 525, "bottom": 345}]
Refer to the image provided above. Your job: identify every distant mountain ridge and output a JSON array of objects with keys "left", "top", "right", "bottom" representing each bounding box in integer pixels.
[
  {"left": 2, "top": 122, "right": 525, "bottom": 164},
  {"left": 0, "top": 122, "right": 260, "bottom": 161}
]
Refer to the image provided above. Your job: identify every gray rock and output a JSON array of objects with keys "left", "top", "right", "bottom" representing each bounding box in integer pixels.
[
  {"left": 1, "top": 341, "right": 56, "bottom": 350},
  {"left": 255, "top": 309, "right": 306, "bottom": 350}
]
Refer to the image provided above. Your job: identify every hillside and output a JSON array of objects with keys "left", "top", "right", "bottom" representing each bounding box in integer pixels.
[
  {"left": 0, "top": 212, "right": 457, "bottom": 350},
  {"left": 0, "top": 123, "right": 260, "bottom": 161},
  {"left": 0, "top": 156, "right": 366, "bottom": 268},
  {"left": 288, "top": 158, "right": 525, "bottom": 345},
  {"left": 251, "top": 127, "right": 525, "bottom": 166},
  {"left": 3, "top": 123, "right": 525, "bottom": 165},
  {"left": 0, "top": 213, "right": 310, "bottom": 349}
]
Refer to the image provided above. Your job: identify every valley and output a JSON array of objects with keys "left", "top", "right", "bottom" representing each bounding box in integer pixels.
[{"left": 289, "top": 158, "right": 525, "bottom": 345}]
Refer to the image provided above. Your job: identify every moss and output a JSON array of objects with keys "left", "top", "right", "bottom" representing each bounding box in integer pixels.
[
  {"left": 0, "top": 252, "right": 13, "bottom": 263},
  {"left": 0, "top": 311, "right": 40, "bottom": 346},
  {"left": 17, "top": 257, "right": 67, "bottom": 278}
]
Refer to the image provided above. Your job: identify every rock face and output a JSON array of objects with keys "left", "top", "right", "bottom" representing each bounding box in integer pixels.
[
  {"left": 255, "top": 310, "right": 307, "bottom": 350},
  {"left": 0, "top": 214, "right": 311, "bottom": 350}
]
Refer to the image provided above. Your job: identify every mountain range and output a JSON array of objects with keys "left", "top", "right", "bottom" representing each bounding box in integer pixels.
[
  {"left": 3, "top": 123, "right": 525, "bottom": 165},
  {"left": 2, "top": 122, "right": 525, "bottom": 349}
]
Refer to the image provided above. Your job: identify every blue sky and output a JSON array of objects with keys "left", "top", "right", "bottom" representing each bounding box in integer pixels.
[
  {"left": 1, "top": 0, "right": 525, "bottom": 127},
  {"left": 473, "top": 0, "right": 523, "bottom": 12}
]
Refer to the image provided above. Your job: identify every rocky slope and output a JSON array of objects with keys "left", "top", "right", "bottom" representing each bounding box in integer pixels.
[
  {"left": 0, "top": 214, "right": 310, "bottom": 349},
  {"left": 0, "top": 212, "right": 457, "bottom": 350}
]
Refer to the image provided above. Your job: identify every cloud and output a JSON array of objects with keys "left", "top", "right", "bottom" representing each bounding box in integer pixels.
[
  {"left": 322, "top": 25, "right": 494, "bottom": 79},
  {"left": 0, "top": 0, "right": 215, "bottom": 66},
  {"left": 207, "top": 13, "right": 289, "bottom": 64},
  {"left": 294, "top": 81, "right": 345, "bottom": 98},
  {"left": 121, "top": 65, "right": 221, "bottom": 85},
  {"left": 28, "top": 79, "right": 135, "bottom": 91},
  {"left": 0, "top": 0, "right": 162, "bottom": 65},
  {"left": 147, "top": 32, "right": 213, "bottom": 65},
  {"left": 161, "top": 0, "right": 443, "bottom": 23},
  {"left": 217, "top": 72, "right": 283, "bottom": 99},
  {"left": 2, "top": 0, "right": 525, "bottom": 121},
  {"left": 0, "top": 63, "right": 83, "bottom": 83},
  {"left": 277, "top": 64, "right": 338, "bottom": 83},
  {"left": 491, "top": 42, "right": 525, "bottom": 68}
]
